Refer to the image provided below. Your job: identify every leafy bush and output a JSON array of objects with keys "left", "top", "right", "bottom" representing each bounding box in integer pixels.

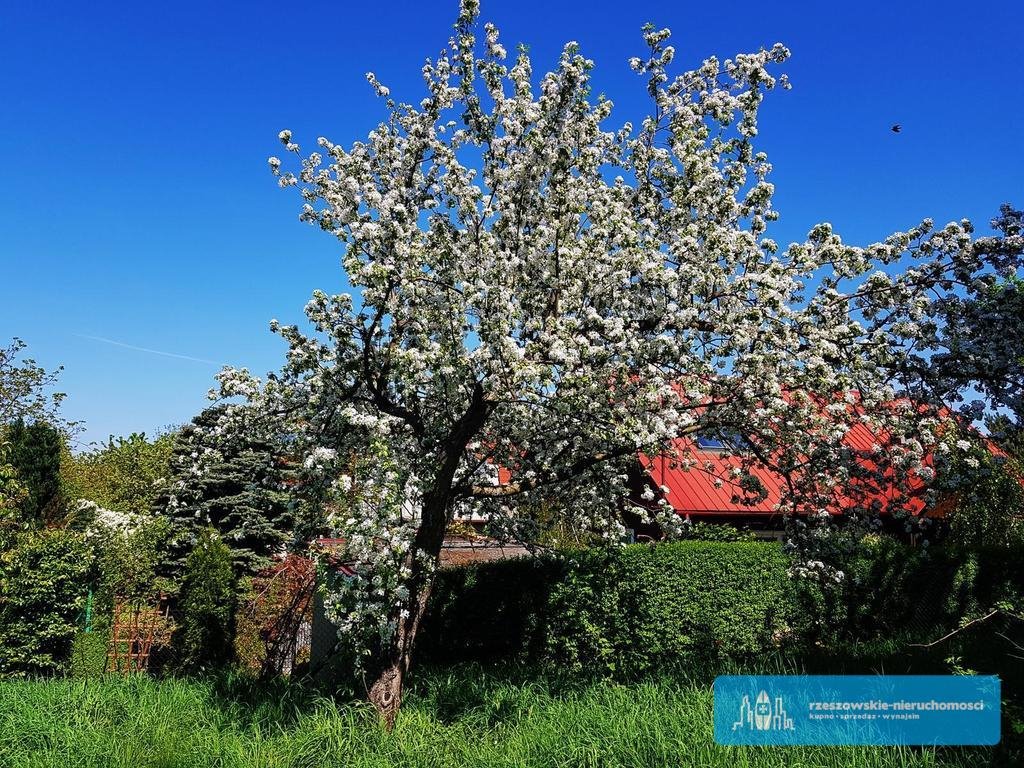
[
  {"left": 419, "top": 541, "right": 797, "bottom": 675},
  {"left": 174, "top": 529, "right": 237, "bottom": 673},
  {"left": 549, "top": 542, "right": 796, "bottom": 674},
  {"left": 0, "top": 529, "right": 93, "bottom": 676},
  {"left": 677, "top": 520, "right": 760, "bottom": 542},
  {"left": 91, "top": 514, "right": 174, "bottom": 629},
  {"left": 69, "top": 631, "right": 108, "bottom": 678},
  {"left": 792, "top": 535, "right": 1024, "bottom": 646},
  {"left": 418, "top": 538, "right": 1024, "bottom": 676},
  {"left": 0, "top": 440, "right": 27, "bottom": 521},
  {"left": 61, "top": 431, "right": 175, "bottom": 518},
  {"left": 946, "top": 450, "right": 1024, "bottom": 549},
  {"left": 418, "top": 556, "right": 558, "bottom": 663}
]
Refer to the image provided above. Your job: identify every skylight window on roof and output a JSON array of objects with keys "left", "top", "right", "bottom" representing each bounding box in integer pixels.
[
  {"left": 696, "top": 435, "right": 728, "bottom": 450},
  {"left": 695, "top": 432, "right": 751, "bottom": 451}
]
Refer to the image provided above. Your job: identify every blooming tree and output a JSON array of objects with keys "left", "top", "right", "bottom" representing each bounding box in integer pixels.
[
  {"left": 198, "top": 1, "right": 1019, "bottom": 721},
  {"left": 928, "top": 206, "right": 1023, "bottom": 429}
]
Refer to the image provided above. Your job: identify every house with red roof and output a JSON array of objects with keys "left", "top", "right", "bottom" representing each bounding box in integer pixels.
[{"left": 626, "top": 415, "right": 965, "bottom": 541}]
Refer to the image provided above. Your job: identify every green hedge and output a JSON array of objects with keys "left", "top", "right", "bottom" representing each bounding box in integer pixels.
[
  {"left": 418, "top": 556, "right": 557, "bottom": 663},
  {"left": 795, "top": 536, "right": 1024, "bottom": 646},
  {"left": 596, "top": 542, "right": 794, "bottom": 674},
  {"left": 418, "top": 541, "right": 798, "bottom": 674},
  {"left": 418, "top": 539, "right": 1024, "bottom": 676}
]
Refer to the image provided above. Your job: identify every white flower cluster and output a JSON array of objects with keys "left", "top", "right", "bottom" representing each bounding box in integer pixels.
[
  {"left": 77, "top": 498, "right": 145, "bottom": 539},
  {"left": 318, "top": 439, "right": 423, "bottom": 660}
]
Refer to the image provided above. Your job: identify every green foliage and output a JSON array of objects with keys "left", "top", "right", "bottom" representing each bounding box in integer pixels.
[
  {"left": 792, "top": 536, "right": 1024, "bottom": 647},
  {"left": 419, "top": 541, "right": 797, "bottom": 675},
  {"left": 0, "top": 529, "right": 93, "bottom": 677},
  {"left": 0, "top": 338, "right": 67, "bottom": 428},
  {"left": 515, "top": 499, "right": 605, "bottom": 549},
  {"left": 59, "top": 431, "right": 178, "bottom": 633},
  {"left": 418, "top": 556, "right": 558, "bottom": 663},
  {"left": 677, "top": 521, "right": 760, "bottom": 542},
  {"left": 420, "top": 538, "right": 1024, "bottom": 680},
  {"left": 163, "top": 406, "right": 295, "bottom": 577},
  {"left": 92, "top": 516, "right": 174, "bottom": 632},
  {"left": 4, "top": 419, "right": 63, "bottom": 527},
  {"left": 69, "top": 631, "right": 107, "bottom": 678},
  {"left": 549, "top": 543, "right": 796, "bottom": 674},
  {"left": 0, "top": 440, "right": 27, "bottom": 520},
  {"left": 62, "top": 431, "right": 175, "bottom": 517},
  {"left": 946, "top": 449, "right": 1024, "bottom": 549},
  {"left": 175, "top": 529, "right": 237, "bottom": 673}
]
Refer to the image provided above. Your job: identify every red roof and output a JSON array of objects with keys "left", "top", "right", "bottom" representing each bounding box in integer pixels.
[
  {"left": 640, "top": 446, "right": 784, "bottom": 515},
  {"left": 639, "top": 403, "right": 953, "bottom": 519}
]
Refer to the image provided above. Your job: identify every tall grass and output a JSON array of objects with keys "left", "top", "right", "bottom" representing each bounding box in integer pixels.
[{"left": 0, "top": 666, "right": 1014, "bottom": 768}]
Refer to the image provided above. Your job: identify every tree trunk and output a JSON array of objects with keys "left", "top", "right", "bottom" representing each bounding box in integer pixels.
[
  {"left": 365, "top": 578, "right": 434, "bottom": 729},
  {"left": 365, "top": 382, "right": 491, "bottom": 727},
  {"left": 365, "top": 498, "right": 448, "bottom": 728}
]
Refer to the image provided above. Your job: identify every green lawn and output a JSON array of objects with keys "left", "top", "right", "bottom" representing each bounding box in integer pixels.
[{"left": 0, "top": 665, "right": 1017, "bottom": 768}]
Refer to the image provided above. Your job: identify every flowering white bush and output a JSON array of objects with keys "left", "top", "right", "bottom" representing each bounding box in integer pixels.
[
  {"left": 188, "top": 1, "right": 1020, "bottom": 719},
  {"left": 76, "top": 498, "right": 144, "bottom": 539}
]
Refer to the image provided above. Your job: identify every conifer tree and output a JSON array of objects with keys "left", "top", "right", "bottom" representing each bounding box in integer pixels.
[
  {"left": 162, "top": 405, "right": 295, "bottom": 576},
  {"left": 5, "top": 419, "right": 62, "bottom": 527}
]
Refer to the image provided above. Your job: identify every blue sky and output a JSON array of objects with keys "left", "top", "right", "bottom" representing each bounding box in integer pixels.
[{"left": 2, "top": 0, "right": 1021, "bottom": 446}]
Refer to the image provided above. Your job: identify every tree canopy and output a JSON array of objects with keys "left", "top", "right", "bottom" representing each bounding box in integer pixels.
[
  {"left": 931, "top": 215, "right": 1023, "bottom": 430},
  {"left": 185, "top": 0, "right": 1023, "bottom": 721},
  {"left": 162, "top": 405, "right": 296, "bottom": 577},
  {"left": 62, "top": 432, "right": 175, "bottom": 517},
  {"left": 0, "top": 339, "right": 67, "bottom": 428}
]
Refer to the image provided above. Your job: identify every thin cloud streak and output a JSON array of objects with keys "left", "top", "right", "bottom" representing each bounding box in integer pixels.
[{"left": 74, "top": 334, "right": 222, "bottom": 366}]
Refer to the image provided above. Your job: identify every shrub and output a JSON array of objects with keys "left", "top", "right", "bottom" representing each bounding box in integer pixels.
[
  {"left": 418, "top": 541, "right": 797, "bottom": 676},
  {"left": 69, "top": 631, "right": 108, "bottom": 678},
  {"left": 946, "top": 451, "right": 1024, "bottom": 549},
  {"left": 0, "top": 528, "right": 93, "bottom": 676},
  {"left": 0, "top": 440, "right": 27, "bottom": 522},
  {"left": 548, "top": 542, "right": 796, "bottom": 675},
  {"left": 417, "top": 539, "right": 1024, "bottom": 676},
  {"left": 91, "top": 514, "right": 174, "bottom": 628},
  {"left": 677, "top": 521, "right": 759, "bottom": 542},
  {"left": 174, "top": 529, "right": 237, "bottom": 673},
  {"left": 418, "top": 556, "right": 559, "bottom": 663},
  {"left": 792, "top": 536, "right": 1024, "bottom": 646},
  {"left": 61, "top": 431, "right": 175, "bottom": 518}
]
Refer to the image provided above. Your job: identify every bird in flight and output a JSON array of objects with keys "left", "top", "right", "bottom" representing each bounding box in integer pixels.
[{"left": 891, "top": 124, "right": 902, "bottom": 133}]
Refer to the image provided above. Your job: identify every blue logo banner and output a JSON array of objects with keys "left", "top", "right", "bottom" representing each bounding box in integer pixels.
[{"left": 714, "top": 675, "right": 1000, "bottom": 746}]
